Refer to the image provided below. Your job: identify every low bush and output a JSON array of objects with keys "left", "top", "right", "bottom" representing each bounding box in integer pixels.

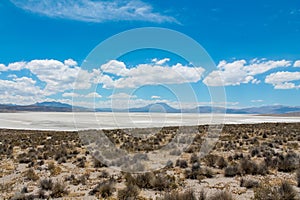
[
  {"left": 296, "top": 169, "right": 300, "bottom": 187},
  {"left": 176, "top": 159, "right": 188, "bottom": 168},
  {"left": 240, "top": 178, "right": 259, "bottom": 188},
  {"left": 224, "top": 165, "right": 238, "bottom": 177},
  {"left": 216, "top": 156, "right": 228, "bottom": 169},
  {"left": 89, "top": 180, "right": 115, "bottom": 198},
  {"left": 25, "top": 168, "right": 39, "bottom": 181},
  {"left": 253, "top": 181, "right": 298, "bottom": 200},
  {"left": 50, "top": 182, "right": 69, "bottom": 198},
  {"left": 117, "top": 184, "right": 140, "bottom": 200},
  {"left": 278, "top": 152, "right": 299, "bottom": 172},
  {"left": 208, "top": 190, "right": 234, "bottom": 200},
  {"left": 160, "top": 189, "right": 197, "bottom": 200},
  {"left": 40, "top": 179, "right": 53, "bottom": 190}
]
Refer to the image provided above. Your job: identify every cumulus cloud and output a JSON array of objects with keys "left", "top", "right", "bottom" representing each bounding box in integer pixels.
[
  {"left": 0, "top": 59, "right": 100, "bottom": 104},
  {"left": 101, "top": 60, "right": 129, "bottom": 76},
  {"left": 10, "top": 0, "right": 176, "bottom": 23},
  {"left": 62, "top": 92, "right": 80, "bottom": 98},
  {"left": 203, "top": 59, "right": 291, "bottom": 86},
  {"left": 251, "top": 99, "right": 264, "bottom": 103},
  {"left": 86, "top": 92, "right": 102, "bottom": 98},
  {"left": 151, "top": 95, "right": 160, "bottom": 99},
  {"left": 0, "top": 61, "right": 26, "bottom": 71},
  {"left": 63, "top": 92, "right": 102, "bottom": 98},
  {"left": 294, "top": 60, "right": 300, "bottom": 67},
  {"left": 0, "top": 76, "right": 44, "bottom": 105},
  {"left": 26, "top": 59, "right": 92, "bottom": 94},
  {"left": 152, "top": 58, "right": 170, "bottom": 65},
  {"left": 108, "top": 93, "right": 137, "bottom": 99},
  {"left": 99, "top": 60, "right": 205, "bottom": 88},
  {"left": 64, "top": 59, "right": 78, "bottom": 66},
  {"left": 265, "top": 71, "right": 300, "bottom": 89}
]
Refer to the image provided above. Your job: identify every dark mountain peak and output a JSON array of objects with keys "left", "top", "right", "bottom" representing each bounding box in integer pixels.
[{"left": 33, "top": 101, "right": 72, "bottom": 108}]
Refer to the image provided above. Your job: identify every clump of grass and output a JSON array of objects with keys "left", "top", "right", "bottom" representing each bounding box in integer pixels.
[
  {"left": 239, "top": 158, "right": 258, "bottom": 175},
  {"left": 278, "top": 152, "right": 299, "bottom": 172},
  {"left": 199, "top": 189, "right": 207, "bottom": 200},
  {"left": 48, "top": 162, "right": 62, "bottom": 176},
  {"left": 40, "top": 179, "right": 53, "bottom": 190},
  {"left": 176, "top": 159, "right": 188, "bottom": 168},
  {"left": 93, "top": 157, "right": 106, "bottom": 168},
  {"left": 124, "top": 172, "right": 177, "bottom": 191},
  {"left": 278, "top": 181, "right": 297, "bottom": 200},
  {"left": 224, "top": 165, "right": 238, "bottom": 177},
  {"left": 160, "top": 189, "right": 197, "bottom": 200},
  {"left": 208, "top": 190, "right": 234, "bottom": 200},
  {"left": 205, "top": 154, "right": 219, "bottom": 167},
  {"left": 253, "top": 181, "right": 298, "bottom": 200},
  {"left": 117, "top": 184, "right": 140, "bottom": 200},
  {"left": 50, "top": 182, "right": 69, "bottom": 198},
  {"left": 216, "top": 156, "right": 228, "bottom": 169},
  {"left": 190, "top": 153, "right": 199, "bottom": 164},
  {"left": 296, "top": 169, "right": 300, "bottom": 187},
  {"left": 240, "top": 178, "right": 259, "bottom": 188},
  {"left": 89, "top": 180, "right": 115, "bottom": 198},
  {"left": 25, "top": 168, "right": 39, "bottom": 181}
]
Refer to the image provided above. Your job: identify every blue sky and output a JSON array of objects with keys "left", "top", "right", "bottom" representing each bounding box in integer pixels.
[{"left": 0, "top": 0, "right": 300, "bottom": 108}]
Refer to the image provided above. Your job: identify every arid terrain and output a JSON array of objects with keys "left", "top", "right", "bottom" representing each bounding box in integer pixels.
[{"left": 1, "top": 123, "right": 300, "bottom": 199}]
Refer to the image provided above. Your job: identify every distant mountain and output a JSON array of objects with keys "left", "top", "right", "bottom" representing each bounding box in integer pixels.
[
  {"left": 0, "top": 101, "right": 88, "bottom": 112},
  {"left": 34, "top": 101, "right": 72, "bottom": 108},
  {"left": 1, "top": 101, "right": 300, "bottom": 114},
  {"left": 129, "top": 102, "right": 180, "bottom": 113}
]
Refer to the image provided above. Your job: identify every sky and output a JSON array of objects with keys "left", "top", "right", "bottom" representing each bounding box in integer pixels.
[{"left": 0, "top": 0, "right": 300, "bottom": 109}]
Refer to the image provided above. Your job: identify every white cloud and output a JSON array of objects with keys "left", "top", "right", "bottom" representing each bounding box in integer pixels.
[
  {"left": 203, "top": 59, "right": 291, "bottom": 86},
  {"left": 86, "top": 92, "right": 102, "bottom": 98},
  {"left": 151, "top": 95, "right": 160, "bottom": 99},
  {"left": 25, "top": 59, "right": 87, "bottom": 94},
  {"left": 100, "top": 60, "right": 205, "bottom": 88},
  {"left": 63, "top": 92, "right": 102, "bottom": 98},
  {"left": 251, "top": 99, "right": 264, "bottom": 103},
  {"left": 246, "top": 59, "right": 291, "bottom": 75},
  {"left": 265, "top": 71, "right": 300, "bottom": 89},
  {"left": 0, "top": 77, "right": 44, "bottom": 105},
  {"left": 0, "top": 59, "right": 101, "bottom": 105},
  {"left": 0, "top": 61, "right": 26, "bottom": 71},
  {"left": 152, "top": 58, "right": 170, "bottom": 65},
  {"left": 108, "top": 93, "right": 137, "bottom": 99},
  {"left": 62, "top": 92, "right": 80, "bottom": 98},
  {"left": 101, "top": 60, "right": 129, "bottom": 76},
  {"left": 64, "top": 59, "right": 78, "bottom": 66},
  {"left": 10, "top": 0, "right": 176, "bottom": 23},
  {"left": 294, "top": 60, "right": 300, "bottom": 67}
]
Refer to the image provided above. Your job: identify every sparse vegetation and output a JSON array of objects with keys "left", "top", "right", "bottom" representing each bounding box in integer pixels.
[
  {"left": 296, "top": 169, "right": 300, "bottom": 187},
  {"left": 1, "top": 123, "right": 300, "bottom": 199},
  {"left": 25, "top": 168, "right": 39, "bottom": 181},
  {"left": 253, "top": 181, "right": 298, "bottom": 200},
  {"left": 160, "top": 189, "right": 197, "bottom": 200},
  {"left": 208, "top": 190, "right": 234, "bottom": 200},
  {"left": 240, "top": 178, "right": 259, "bottom": 188},
  {"left": 117, "top": 184, "right": 140, "bottom": 200},
  {"left": 50, "top": 182, "right": 69, "bottom": 198}
]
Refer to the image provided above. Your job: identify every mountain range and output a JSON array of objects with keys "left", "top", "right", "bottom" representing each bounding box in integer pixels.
[{"left": 1, "top": 101, "right": 300, "bottom": 115}]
